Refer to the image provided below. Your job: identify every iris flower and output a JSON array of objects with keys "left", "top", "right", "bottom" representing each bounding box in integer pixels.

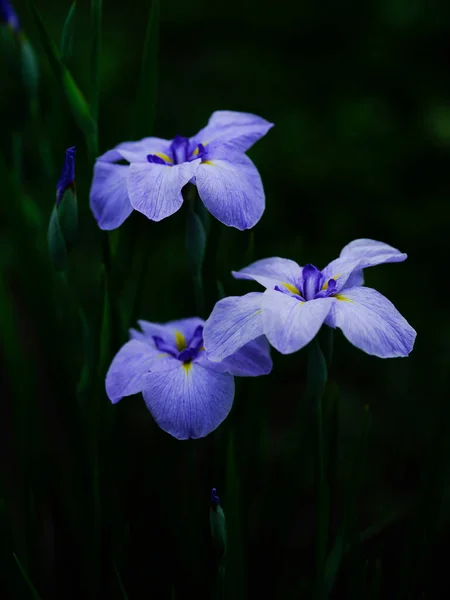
[
  {"left": 56, "top": 146, "right": 76, "bottom": 206},
  {"left": 106, "top": 317, "right": 272, "bottom": 439},
  {"left": 204, "top": 239, "right": 416, "bottom": 360},
  {"left": 90, "top": 110, "right": 273, "bottom": 231},
  {"left": 0, "top": 0, "right": 19, "bottom": 32}
]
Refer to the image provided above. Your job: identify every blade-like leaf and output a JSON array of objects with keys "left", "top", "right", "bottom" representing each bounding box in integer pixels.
[
  {"left": 133, "top": 0, "right": 160, "bottom": 137},
  {"left": 13, "top": 554, "right": 42, "bottom": 600},
  {"left": 90, "top": 0, "right": 102, "bottom": 123},
  {"left": 60, "top": 1, "right": 77, "bottom": 63},
  {"left": 27, "top": 0, "right": 96, "bottom": 154}
]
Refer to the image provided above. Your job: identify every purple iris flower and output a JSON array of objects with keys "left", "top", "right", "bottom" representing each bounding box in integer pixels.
[
  {"left": 90, "top": 110, "right": 273, "bottom": 231},
  {"left": 56, "top": 146, "right": 76, "bottom": 206},
  {"left": 105, "top": 317, "right": 272, "bottom": 440},
  {"left": 0, "top": 0, "right": 19, "bottom": 32},
  {"left": 203, "top": 239, "right": 417, "bottom": 360}
]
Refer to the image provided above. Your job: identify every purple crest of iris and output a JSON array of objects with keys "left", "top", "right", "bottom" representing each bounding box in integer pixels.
[
  {"left": 0, "top": 0, "right": 20, "bottom": 32},
  {"left": 203, "top": 239, "right": 417, "bottom": 361},
  {"left": 89, "top": 110, "right": 273, "bottom": 231},
  {"left": 105, "top": 317, "right": 272, "bottom": 440},
  {"left": 56, "top": 146, "right": 76, "bottom": 206}
]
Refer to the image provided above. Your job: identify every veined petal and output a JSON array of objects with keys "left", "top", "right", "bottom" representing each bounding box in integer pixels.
[
  {"left": 340, "top": 239, "right": 407, "bottom": 266},
  {"left": 327, "top": 287, "right": 416, "bottom": 358},
  {"left": 203, "top": 293, "right": 264, "bottom": 362},
  {"left": 195, "top": 149, "right": 264, "bottom": 230},
  {"left": 105, "top": 340, "right": 175, "bottom": 403},
  {"left": 98, "top": 138, "right": 172, "bottom": 163},
  {"left": 137, "top": 318, "right": 204, "bottom": 344},
  {"left": 199, "top": 335, "right": 272, "bottom": 377},
  {"left": 142, "top": 363, "right": 235, "bottom": 439},
  {"left": 262, "top": 290, "right": 333, "bottom": 354},
  {"left": 89, "top": 162, "right": 133, "bottom": 230},
  {"left": 193, "top": 110, "right": 273, "bottom": 153},
  {"left": 128, "top": 160, "right": 200, "bottom": 221},
  {"left": 232, "top": 257, "right": 303, "bottom": 291}
]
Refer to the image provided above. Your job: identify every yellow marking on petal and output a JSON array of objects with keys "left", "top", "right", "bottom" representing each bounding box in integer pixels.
[
  {"left": 322, "top": 273, "right": 341, "bottom": 290},
  {"left": 182, "top": 361, "right": 193, "bottom": 373},
  {"left": 201, "top": 160, "right": 215, "bottom": 166},
  {"left": 282, "top": 282, "right": 300, "bottom": 295},
  {"left": 155, "top": 152, "right": 173, "bottom": 163},
  {"left": 193, "top": 147, "right": 199, "bottom": 156},
  {"left": 175, "top": 330, "right": 187, "bottom": 350},
  {"left": 335, "top": 294, "right": 352, "bottom": 302}
]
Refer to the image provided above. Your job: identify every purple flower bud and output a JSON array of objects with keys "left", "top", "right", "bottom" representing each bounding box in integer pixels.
[
  {"left": 56, "top": 147, "right": 76, "bottom": 206},
  {"left": 211, "top": 488, "right": 221, "bottom": 507},
  {"left": 0, "top": 0, "right": 19, "bottom": 32}
]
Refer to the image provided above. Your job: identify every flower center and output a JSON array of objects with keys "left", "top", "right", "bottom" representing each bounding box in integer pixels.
[
  {"left": 153, "top": 325, "right": 204, "bottom": 363},
  {"left": 147, "top": 136, "right": 206, "bottom": 166},
  {"left": 275, "top": 264, "right": 338, "bottom": 302}
]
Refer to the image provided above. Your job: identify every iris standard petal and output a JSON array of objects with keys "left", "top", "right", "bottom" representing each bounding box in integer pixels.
[
  {"left": 142, "top": 363, "right": 235, "bottom": 439},
  {"left": 89, "top": 162, "right": 133, "bottom": 230},
  {"left": 327, "top": 287, "right": 416, "bottom": 358},
  {"left": 193, "top": 110, "right": 274, "bottom": 153},
  {"left": 200, "top": 335, "right": 272, "bottom": 377},
  {"left": 261, "top": 290, "right": 334, "bottom": 354},
  {"left": 232, "top": 257, "right": 303, "bottom": 291},
  {"left": 105, "top": 340, "right": 175, "bottom": 403},
  {"left": 98, "top": 138, "right": 172, "bottom": 164},
  {"left": 137, "top": 318, "right": 204, "bottom": 344},
  {"left": 203, "top": 292, "right": 264, "bottom": 362},
  {"left": 127, "top": 160, "right": 200, "bottom": 221},
  {"left": 195, "top": 150, "right": 264, "bottom": 230},
  {"left": 340, "top": 239, "right": 407, "bottom": 266}
]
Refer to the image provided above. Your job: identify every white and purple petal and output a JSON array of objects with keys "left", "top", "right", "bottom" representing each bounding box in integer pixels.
[
  {"left": 98, "top": 138, "right": 172, "bottom": 164},
  {"left": 261, "top": 290, "right": 333, "bottom": 354},
  {"left": 193, "top": 110, "right": 273, "bottom": 153},
  {"left": 89, "top": 162, "right": 133, "bottom": 230},
  {"left": 195, "top": 145, "right": 265, "bottom": 230},
  {"left": 142, "top": 362, "right": 235, "bottom": 440},
  {"left": 232, "top": 257, "right": 303, "bottom": 290},
  {"left": 105, "top": 340, "right": 176, "bottom": 403},
  {"left": 203, "top": 293, "right": 264, "bottom": 362},
  {"left": 327, "top": 287, "right": 416, "bottom": 358},
  {"left": 200, "top": 335, "right": 272, "bottom": 377},
  {"left": 127, "top": 160, "right": 200, "bottom": 221}
]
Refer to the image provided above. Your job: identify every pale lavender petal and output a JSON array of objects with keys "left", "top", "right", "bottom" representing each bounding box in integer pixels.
[
  {"left": 261, "top": 290, "right": 333, "bottom": 354},
  {"left": 105, "top": 340, "right": 175, "bottom": 403},
  {"left": 232, "top": 257, "right": 303, "bottom": 290},
  {"left": 193, "top": 110, "right": 273, "bottom": 153},
  {"left": 203, "top": 293, "right": 264, "bottom": 362},
  {"left": 326, "top": 287, "right": 416, "bottom": 358},
  {"left": 89, "top": 162, "right": 133, "bottom": 230},
  {"left": 199, "top": 336, "right": 272, "bottom": 377},
  {"left": 165, "top": 317, "right": 205, "bottom": 340},
  {"left": 128, "top": 160, "right": 200, "bottom": 221},
  {"left": 142, "top": 363, "right": 235, "bottom": 439},
  {"left": 137, "top": 318, "right": 204, "bottom": 344},
  {"left": 340, "top": 239, "right": 407, "bottom": 265},
  {"left": 195, "top": 148, "right": 264, "bottom": 230},
  {"left": 321, "top": 257, "right": 366, "bottom": 292},
  {"left": 98, "top": 138, "right": 172, "bottom": 163}
]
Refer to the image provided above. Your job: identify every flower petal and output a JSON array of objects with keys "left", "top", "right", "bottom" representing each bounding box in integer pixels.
[
  {"left": 127, "top": 160, "right": 200, "bottom": 221},
  {"left": 105, "top": 340, "right": 175, "bottom": 403},
  {"left": 203, "top": 293, "right": 264, "bottom": 362},
  {"left": 193, "top": 110, "right": 273, "bottom": 153},
  {"left": 98, "top": 138, "right": 172, "bottom": 163},
  {"left": 142, "top": 363, "right": 235, "bottom": 439},
  {"left": 340, "top": 238, "right": 407, "bottom": 265},
  {"left": 90, "top": 162, "right": 133, "bottom": 230},
  {"left": 327, "top": 287, "right": 416, "bottom": 358},
  {"left": 137, "top": 317, "right": 204, "bottom": 343},
  {"left": 201, "top": 335, "right": 272, "bottom": 377},
  {"left": 195, "top": 149, "right": 264, "bottom": 230},
  {"left": 262, "top": 290, "right": 333, "bottom": 354},
  {"left": 232, "top": 257, "right": 303, "bottom": 290}
]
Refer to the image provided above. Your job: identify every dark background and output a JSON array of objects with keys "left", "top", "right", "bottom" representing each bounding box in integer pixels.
[{"left": 1, "top": 0, "right": 450, "bottom": 598}]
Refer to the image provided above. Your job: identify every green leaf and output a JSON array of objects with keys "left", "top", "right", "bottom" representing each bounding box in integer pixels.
[
  {"left": 60, "top": 1, "right": 77, "bottom": 63},
  {"left": 47, "top": 205, "right": 68, "bottom": 271},
  {"left": 210, "top": 504, "right": 227, "bottom": 560},
  {"left": 21, "top": 38, "right": 39, "bottom": 95},
  {"left": 90, "top": 0, "right": 102, "bottom": 123},
  {"left": 133, "top": 0, "right": 160, "bottom": 137},
  {"left": 27, "top": 0, "right": 97, "bottom": 153},
  {"left": 13, "top": 553, "right": 42, "bottom": 600},
  {"left": 186, "top": 209, "right": 206, "bottom": 276},
  {"left": 58, "top": 188, "right": 78, "bottom": 249}
]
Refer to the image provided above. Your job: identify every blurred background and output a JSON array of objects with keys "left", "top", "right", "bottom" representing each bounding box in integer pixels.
[{"left": 1, "top": 0, "right": 450, "bottom": 598}]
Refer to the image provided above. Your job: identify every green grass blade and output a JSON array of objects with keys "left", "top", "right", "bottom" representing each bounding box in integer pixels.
[
  {"left": 90, "top": 0, "right": 102, "bottom": 123},
  {"left": 133, "top": 0, "right": 160, "bottom": 137},
  {"left": 13, "top": 553, "right": 42, "bottom": 600},
  {"left": 60, "top": 1, "right": 77, "bottom": 63},
  {"left": 113, "top": 563, "right": 130, "bottom": 600},
  {"left": 27, "top": 0, "right": 97, "bottom": 153}
]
